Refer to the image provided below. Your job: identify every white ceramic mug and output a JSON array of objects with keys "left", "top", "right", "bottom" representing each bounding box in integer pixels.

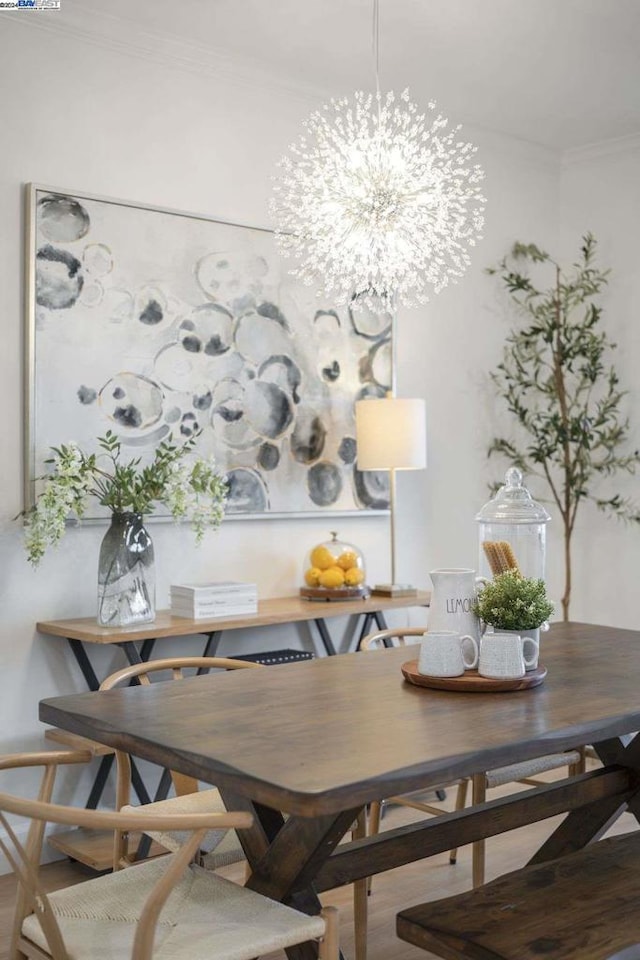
[
  {"left": 479, "top": 632, "right": 538, "bottom": 680},
  {"left": 418, "top": 630, "right": 479, "bottom": 678}
]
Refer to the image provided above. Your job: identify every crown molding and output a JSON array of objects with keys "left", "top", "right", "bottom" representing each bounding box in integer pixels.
[
  {"left": 563, "top": 131, "right": 640, "bottom": 166},
  {"left": 1, "top": 2, "right": 327, "bottom": 107},
  {"left": 470, "top": 124, "right": 561, "bottom": 169},
  {"left": 5, "top": 6, "right": 561, "bottom": 165},
  {"left": 3, "top": 2, "right": 601, "bottom": 165}
]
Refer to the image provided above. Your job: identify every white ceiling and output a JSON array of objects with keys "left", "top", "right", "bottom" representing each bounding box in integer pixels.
[{"left": 61, "top": 0, "right": 640, "bottom": 151}]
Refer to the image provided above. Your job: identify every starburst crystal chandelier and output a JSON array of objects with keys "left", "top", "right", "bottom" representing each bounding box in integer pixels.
[{"left": 271, "top": 87, "right": 486, "bottom": 312}]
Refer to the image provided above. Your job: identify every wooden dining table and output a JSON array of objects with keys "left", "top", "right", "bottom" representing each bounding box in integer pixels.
[{"left": 40, "top": 621, "right": 640, "bottom": 959}]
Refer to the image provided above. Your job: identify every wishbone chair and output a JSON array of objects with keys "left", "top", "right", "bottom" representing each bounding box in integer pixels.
[
  {"left": 100, "top": 655, "right": 370, "bottom": 959},
  {"left": 2, "top": 750, "right": 340, "bottom": 960}
]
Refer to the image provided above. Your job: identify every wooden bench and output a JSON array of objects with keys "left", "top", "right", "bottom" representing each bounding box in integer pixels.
[{"left": 397, "top": 831, "right": 640, "bottom": 960}]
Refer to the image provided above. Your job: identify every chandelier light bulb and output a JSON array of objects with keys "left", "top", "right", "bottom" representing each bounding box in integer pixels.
[{"left": 270, "top": 89, "right": 486, "bottom": 312}]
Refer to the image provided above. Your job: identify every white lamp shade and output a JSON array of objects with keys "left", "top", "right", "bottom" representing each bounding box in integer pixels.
[{"left": 355, "top": 397, "right": 427, "bottom": 471}]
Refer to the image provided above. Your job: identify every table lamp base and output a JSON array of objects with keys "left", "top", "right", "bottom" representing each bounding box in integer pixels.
[{"left": 371, "top": 583, "right": 419, "bottom": 598}]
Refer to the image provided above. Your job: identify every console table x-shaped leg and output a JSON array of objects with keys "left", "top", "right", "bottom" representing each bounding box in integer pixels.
[{"left": 66, "top": 636, "right": 165, "bottom": 809}]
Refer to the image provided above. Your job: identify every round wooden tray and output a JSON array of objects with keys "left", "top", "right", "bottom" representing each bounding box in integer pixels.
[
  {"left": 299, "top": 586, "right": 370, "bottom": 602},
  {"left": 401, "top": 659, "right": 547, "bottom": 692}
]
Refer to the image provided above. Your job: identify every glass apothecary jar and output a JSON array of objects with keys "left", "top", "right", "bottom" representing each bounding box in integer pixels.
[
  {"left": 476, "top": 467, "right": 551, "bottom": 581},
  {"left": 300, "top": 531, "right": 369, "bottom": 601}
]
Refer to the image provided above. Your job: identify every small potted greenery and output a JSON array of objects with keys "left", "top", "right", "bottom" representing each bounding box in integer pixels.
[{"left": 473, "top": 570, "right": 554, "bottom": 669}]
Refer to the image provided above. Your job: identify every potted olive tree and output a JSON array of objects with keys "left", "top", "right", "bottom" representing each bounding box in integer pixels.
[{"left": 486, "top": 234, "right": 640, "bottom": 620}]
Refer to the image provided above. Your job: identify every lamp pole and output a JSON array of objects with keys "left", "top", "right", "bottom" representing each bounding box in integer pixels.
[{"left": 388, "top": 305, "right": 397, "bottom": 586}]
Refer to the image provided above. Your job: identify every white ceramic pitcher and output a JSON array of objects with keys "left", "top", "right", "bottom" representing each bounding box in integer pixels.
[{"left": 428, "top": 568, "right": 487, "bottom": 644}]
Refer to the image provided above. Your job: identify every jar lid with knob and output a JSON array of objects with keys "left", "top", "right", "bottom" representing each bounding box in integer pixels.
[{"left": 476, "top": 467, "right": 551, "bottom": 581}]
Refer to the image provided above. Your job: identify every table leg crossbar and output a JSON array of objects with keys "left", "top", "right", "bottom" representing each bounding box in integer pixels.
[{"left": 215, "top": 762, "right": 636, "bottom": 959}]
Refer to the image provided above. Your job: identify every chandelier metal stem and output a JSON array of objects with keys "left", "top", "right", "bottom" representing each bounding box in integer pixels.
[{"left": 373, "top": 0, "right": 382, "bottom": 117}]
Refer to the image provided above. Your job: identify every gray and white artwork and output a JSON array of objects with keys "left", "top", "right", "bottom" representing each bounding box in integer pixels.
[{"left": 27, "top": 186, "right": 392, "bottom": 518}]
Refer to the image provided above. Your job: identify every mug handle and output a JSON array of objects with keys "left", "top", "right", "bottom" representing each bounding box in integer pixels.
[
  {"left": 522, "top": 636, "right": 538, "bottom": 670},
  {"left": 460, "top": 634, "right": 479, "bottom": 670}
]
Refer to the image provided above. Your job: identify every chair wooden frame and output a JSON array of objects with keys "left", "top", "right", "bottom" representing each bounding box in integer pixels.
[
  {"left": 101, "top": 657, "right": 368, "bottom": 957},
  {"left": 1, "top": 750, "right": 91, "bottom": 959},
  {"left": 360, "top": 628, "right": 585, "bottom": 886},
  {"left": 1, "top": 751, "right": 339, "bottom": 960},
  {"left": 359, "top": 630, "right": 468, "bottom": 884},
  {"left": 99, "top": 655, "right": 263, "bottom": 864}
]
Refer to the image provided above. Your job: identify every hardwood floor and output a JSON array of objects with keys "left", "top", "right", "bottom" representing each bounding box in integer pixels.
[
  {"left": 315, "top": 797, "right": 637, "bottom": 960},
  {"left": 1, "top": 777, "right": 636, "bottom": 960}
]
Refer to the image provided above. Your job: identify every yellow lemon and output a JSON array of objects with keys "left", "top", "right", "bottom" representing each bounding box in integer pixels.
[
  {"left": 337, "top": 551, "right": 359, "bottom": 571},
  {"left": 345, "top": 567, "right": 365, "bottom": 586},
  {"left": 304, "top": 566, "right": 322, "bottom": 587},
  {"left": 319, "top": 566, "right": 345, "bottom": 589},
  {"left": 310, "top": 545, "right": 335, "bottom": 570}
]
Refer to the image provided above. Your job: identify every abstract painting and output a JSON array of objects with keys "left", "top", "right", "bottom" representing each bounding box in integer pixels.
[{"left": 25, "top": 184, "right": 391, "bottom": 519}]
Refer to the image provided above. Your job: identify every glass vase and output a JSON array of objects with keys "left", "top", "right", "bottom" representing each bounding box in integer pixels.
[{"left": 97, "top": 512, "right": 155, "bottom": 627}]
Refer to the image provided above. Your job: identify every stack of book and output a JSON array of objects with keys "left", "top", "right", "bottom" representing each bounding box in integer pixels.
[{"left": 170, "top": 581, "right": 258, "bottom": 620}]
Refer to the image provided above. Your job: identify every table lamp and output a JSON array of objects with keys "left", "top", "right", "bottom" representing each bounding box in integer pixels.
[{"left": 355, "top": 396, "right": 427, "bottom": 596}]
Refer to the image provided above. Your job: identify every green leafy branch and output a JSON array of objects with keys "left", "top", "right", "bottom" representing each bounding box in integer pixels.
[
  {"left": 487, "top": 234, "right": 640, "bottom": 619},
  {"left": 22, "top": 430, "right": 228, "bottom": 565}
]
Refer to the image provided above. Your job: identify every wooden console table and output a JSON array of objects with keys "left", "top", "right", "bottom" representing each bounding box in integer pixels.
[
  {"left": 37, "top": 591, "right": 429, "bottom": 867},
  {"left": 37, "top": 590, "right": 430, "bottom": 680}
]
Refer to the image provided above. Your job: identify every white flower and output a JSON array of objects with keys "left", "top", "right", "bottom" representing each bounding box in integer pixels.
[{"left": 22, "top": 433, "right": 228, "bottom": 566}]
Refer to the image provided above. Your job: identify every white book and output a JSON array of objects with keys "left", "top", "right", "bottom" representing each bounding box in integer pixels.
[
  {"left": 170, "top": 594, "right": 257, "bottom": 608},
  {"left": 171, "top": 581, "right": 257, "bottom": 597},
  {"left": 170, "top": 592, "right": 258, "bottom": 606},
  {"left": 171, "top": 591, "right": 258, "bottom": 601},
  {"left": 172, "top": 603, "right": 258, "bottom": 620}
]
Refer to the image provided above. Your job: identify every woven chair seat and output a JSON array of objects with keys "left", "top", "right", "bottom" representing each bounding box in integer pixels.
[
  {"left": 122, "top": 788, "right": 245, "bottom": 868},
  {"left": 485, "top": 750, "right": 582, "bottom": 788},
  {"left": 22, "top": 856, "right": 325, "bottom": 960}
]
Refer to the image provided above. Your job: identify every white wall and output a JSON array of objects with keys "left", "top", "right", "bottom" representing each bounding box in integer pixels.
[
  {"left": 0, "top": 10, "right": 609, "bottom": 864},
  {"left": 557, "top": 140, "right": 640, "bottom": 628},
  {"left": 399, "top": 135, "right": 563, "bottom": 612}
]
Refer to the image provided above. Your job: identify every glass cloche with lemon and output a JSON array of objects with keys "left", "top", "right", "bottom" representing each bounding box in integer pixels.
[{"left": 300, "top": 531, "right": 369, "bottom": 600}]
